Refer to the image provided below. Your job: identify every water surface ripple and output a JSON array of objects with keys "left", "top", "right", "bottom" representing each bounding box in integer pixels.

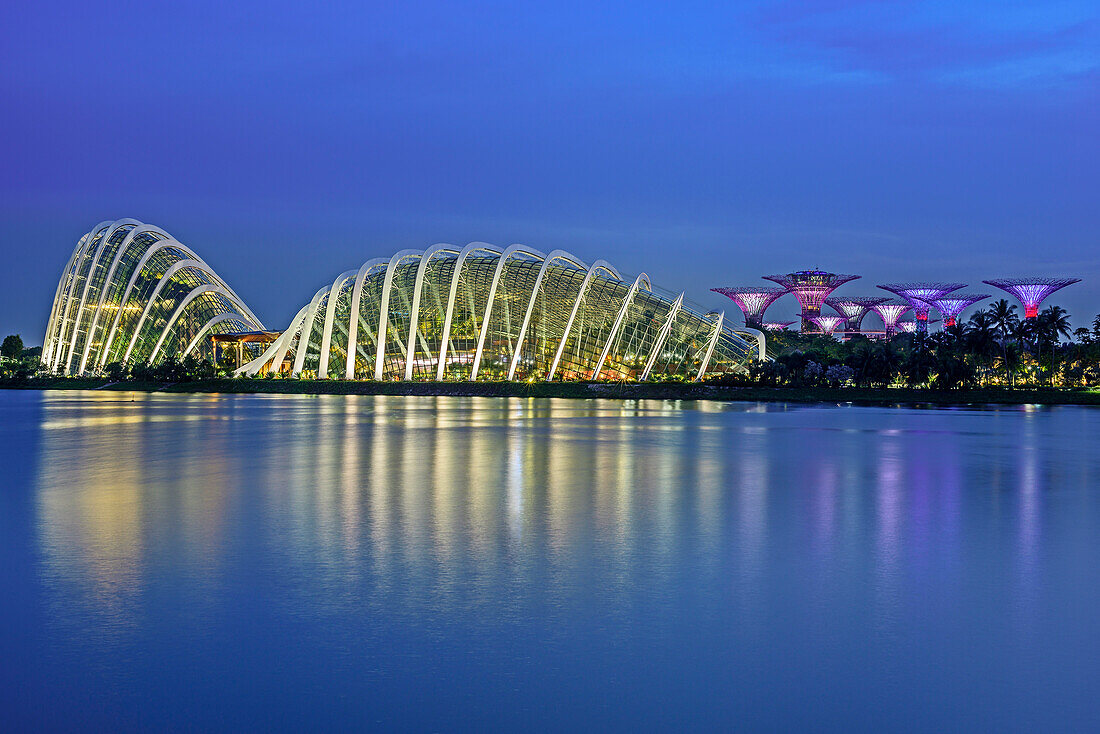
[{"left": 1, "top": 391, "right": 1098, "bottom": 731}]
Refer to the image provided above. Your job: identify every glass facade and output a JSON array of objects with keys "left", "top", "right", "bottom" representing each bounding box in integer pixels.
[
  {"left": 240, "top": 245, "right": 764, "bottom": 381},
  {"left": 43, "top": 220, "right": 263, "bottom": 374}
]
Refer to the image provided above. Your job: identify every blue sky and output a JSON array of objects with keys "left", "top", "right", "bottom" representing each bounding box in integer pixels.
[{"left": 1, "top": 0, "right": 1097, "bottom": 339}]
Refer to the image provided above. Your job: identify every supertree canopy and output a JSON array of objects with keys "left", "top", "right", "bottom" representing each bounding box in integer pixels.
[
  {"left": 824, "top": 296, "right": 889, "bottom": 332},
  {"left": 982, "top": 278, "right": 1081, "bottom": 319},
  {"left": 763, "top": 321, "right": 795, "bottom": 331},
  {"left": 764, "top": 270, "right": 859, "bottom": 332},
  {"left": 927, "top": 294, "right": 989, "bottom": 327},
  {"left": 877, "top": 283, "right": 965, "bottom": 334},
  {"left": 810, "top": 315, "right": 846, "bottom": 335},
  {"left": 711, "top": 286, "right": 788, "bottom": 328},
  {"left": 872, "top": 301, "right": 912, "bottom": 337}
]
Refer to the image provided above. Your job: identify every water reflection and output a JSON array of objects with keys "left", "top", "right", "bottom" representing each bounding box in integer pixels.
[{"left": 21, "top": 392, "right": 1100, "bottom": 729}]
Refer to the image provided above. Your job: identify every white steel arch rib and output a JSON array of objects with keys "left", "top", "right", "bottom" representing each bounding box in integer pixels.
[
  {"left": 469, "top": 245, "right": 545, "bottom": 381},
  {"left": 735, "top": 327, "right": 767, "bottom": 361},
  {"left": 49, "top": 223, "right": 110, "bottom": 370},
  {"left": 404, "top": 244, "right": 460, "bottom": 380},
  {"left": 344, "top": 258, "right": 388, "bottom": 379},
  {"left": 293, "top": 286, "right": 333, "bottom": 376},
  {"left": 43, "top": 226, "right": 97, "bottom": 368},
  {"left": 100, "top": 240, "right": 230, "bottom": 367},
  {"left": 592, "top": 273, "right": 651, "bottom": 380},
  {"left": 121, "top": 259, "right": 211, "bottom": 364},
  {"left": 545, "top": 260, "right": 620, "bottom": 381},
  {"left": 641, "top": 293, "right": 683, "bottom": 381},
  {"left": 78, "top": 223, "right": 174, "bottom": 374},
  {"left": 52, "top": 223, "right": 112, "bottom": 371},
  {"left": 373, "top": 250, "right": 423, "bottom": 380},
  {"left": 695, "top": 312, "right": 724, "bottom": 381},
  {"left": 435, "top": 243, "right": 499, "bottom": 381},
  {"left": 237, "top": 302, "right": 312, "bottom": 376},
  {"left": 317, "top": 269, "right": 357, "bottom": 379},
  {"left": 182, "top": 312, "right": 248, "bottom": 358},
  {"left": 148, "top": 284, "right": 246, "bottom": 363},
  {"left": 61, "top": 219, "right": 141, "bottom": 374},
  {"left": 505, "top": 250, "right": 586, "bottom": 381}
]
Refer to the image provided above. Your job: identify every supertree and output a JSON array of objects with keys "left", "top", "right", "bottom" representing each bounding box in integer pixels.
[
  {"left": 872, "top": 301, "right": 912, "bottom": 338},
  {"left": 824, "top": 296, "right": 890, "bottom": 333},
  {"left": 982, "top": 278, "right": 1081, "bottom": 319},
  {"left": 763, "top": 321, "right": 796, "bottom": 331},
  {"left": 877, "top": 283, "right": 965, "bottom": 334},
  {"left": 764, "top": 270, "right": 860, "bottom": 332},
  {"left": 711, "top": 286, "right": 788, "bottom": 329},
  {"left": 927, "top": 294, "right": 990, "bottom": 327},
  {"left": 810, "top": 315, "right": 846, "bottom": 335}
]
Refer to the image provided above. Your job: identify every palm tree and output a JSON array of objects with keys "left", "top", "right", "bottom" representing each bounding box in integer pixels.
[
  {"left": 966, "top": 310, "right": 998, "bottom": 385},
  {"left": 1038, "top": 305, "right": 1072, "bottom": 385},
  {"left": 989, "top": 299, "right": 1019, "bottom": 386}
]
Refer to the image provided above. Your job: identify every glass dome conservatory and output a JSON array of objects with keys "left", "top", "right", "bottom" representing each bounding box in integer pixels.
[
  {"left": 237, "top": 244, "right": 764, "bottom": 381},
  {"left": 43, "top": 219, "right": 263, "bottom": 374}
]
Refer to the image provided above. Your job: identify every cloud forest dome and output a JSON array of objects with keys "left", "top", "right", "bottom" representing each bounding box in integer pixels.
[
  {"left": 237, "top": 244, "right": 764, "bottom": 381},
  {"left": 43, "top": 219, "right": 263, "bottom": 374}
]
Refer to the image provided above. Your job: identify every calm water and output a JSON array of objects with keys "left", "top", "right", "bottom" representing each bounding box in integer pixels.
[{"left": 1, "top": 391, "right": 1099, "bottom": 731}]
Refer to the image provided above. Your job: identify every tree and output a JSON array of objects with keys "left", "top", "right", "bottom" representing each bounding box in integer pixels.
[
  {"left": 1, "top": 334, "right": 24, "bottom": 361},
  {"left": 1037, "top": 305, "right": 1072, "bottom": 385},
  {"left": 989, "top": 299, "right": 1019, "bottom": 386}
]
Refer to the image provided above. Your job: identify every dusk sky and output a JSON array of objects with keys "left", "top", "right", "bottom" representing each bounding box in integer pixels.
[{"left": 2, "top": 0, "right": 1097, "bottom": 340}]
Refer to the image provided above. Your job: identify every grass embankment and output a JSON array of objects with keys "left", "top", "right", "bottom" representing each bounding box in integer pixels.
[{"left": 3, "top": 376, "right": 1100, "bottom": 406}]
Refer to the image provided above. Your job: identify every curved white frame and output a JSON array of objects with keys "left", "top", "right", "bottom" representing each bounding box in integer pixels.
[
  {"left": 101, "top": 238, "right": 259, "bottom": 368},
  {"left": 148, "top": 284, "right": 244, "bottom": 363},
  {"left": 592, "top": 273, "right": 651, "bottom": 380},
  {"left": 469, "top": 245, "right": 544, "bottom": 381},
  {"left": 43, "top": 225, "right": 100, "bottom": 369},
  {"left": 545, "top": 260, "right": 620, "bottom": 381},
  {"left": 51, "top": 223, "right": 112, "bottom": 371},
  {"left": 404, "top": 245, "right": 460, "bottom": 380},
  {"left": 435, "top": 242, "right": 499, "bottom": 381},
  {"left": 345, "top": 258, "right": 389, "bottom": 379},
  {"left": 120, "top": 259, "right": 210, "bottom": 363},
  {"left": 317, "top": 269, "right": 358, "bottom": 379},
  {"left": 373, "top": 250, "right": 423, "bottom": 380},
  {"left": 505, "top": 250, "right": 586, "bottom": 381},
  {"left": 292, "top": 286, "right": 333, "bottom": 376},
  {"left": 641, "top": 293, "right": 684, "bottom": 381},
  {"left": 59, "top": 219, "right": 141, "bottom": 374},
  {"left": 696, "top": 312, "right": 725, "bottom": 380},
  {"left": 78, "top": 224, "right": 174, "bottom": 374}
]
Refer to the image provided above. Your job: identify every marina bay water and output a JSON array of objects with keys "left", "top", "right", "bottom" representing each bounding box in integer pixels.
[{"left": 1, "top": 391, "right": 1099, "bottom": 730}]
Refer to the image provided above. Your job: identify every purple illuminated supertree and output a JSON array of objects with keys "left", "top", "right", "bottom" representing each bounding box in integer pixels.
[
  {"left": 824, "top": 296, "right": 890, "bottom": 333},
  {"left": 877, "top": 283, "right": 965, "bottom": 334},
  {"left": 764, "top": 270, "right": 860, "bottom": 332},
  {"left": 810, "top": 315, "right": 846, "bottom": 335},
  {"left": 982, "top": 278, "right": 1081, "bottom": 319},
  {"left": 872, "top": 301, "right": 912, "bottom": 338},
  {"left": 711, "top": 286, "right": 788, "bottom": 329},
  {"left": 927, "top": 294, "right": 990, "bottom": 327},
  {"left": 763, "top": 321, "right": 796, "bottom": 331},
  {"left": 898, "top": 318, "right": 940, "bottom": 334}
]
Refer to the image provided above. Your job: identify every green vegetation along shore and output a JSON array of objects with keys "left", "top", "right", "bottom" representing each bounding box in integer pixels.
[{"left": 3, "top": 375, "right": 1099, "bottom": 406}]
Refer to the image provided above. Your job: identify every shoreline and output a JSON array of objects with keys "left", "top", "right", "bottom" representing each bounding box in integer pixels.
[{"left": 2, "top": 378, "right": 1098, "bottom": 406}]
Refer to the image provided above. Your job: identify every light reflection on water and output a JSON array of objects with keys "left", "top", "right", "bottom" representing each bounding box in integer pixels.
[{"left": 3, "top": 390, "right": 1100, "bottom": 730}]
